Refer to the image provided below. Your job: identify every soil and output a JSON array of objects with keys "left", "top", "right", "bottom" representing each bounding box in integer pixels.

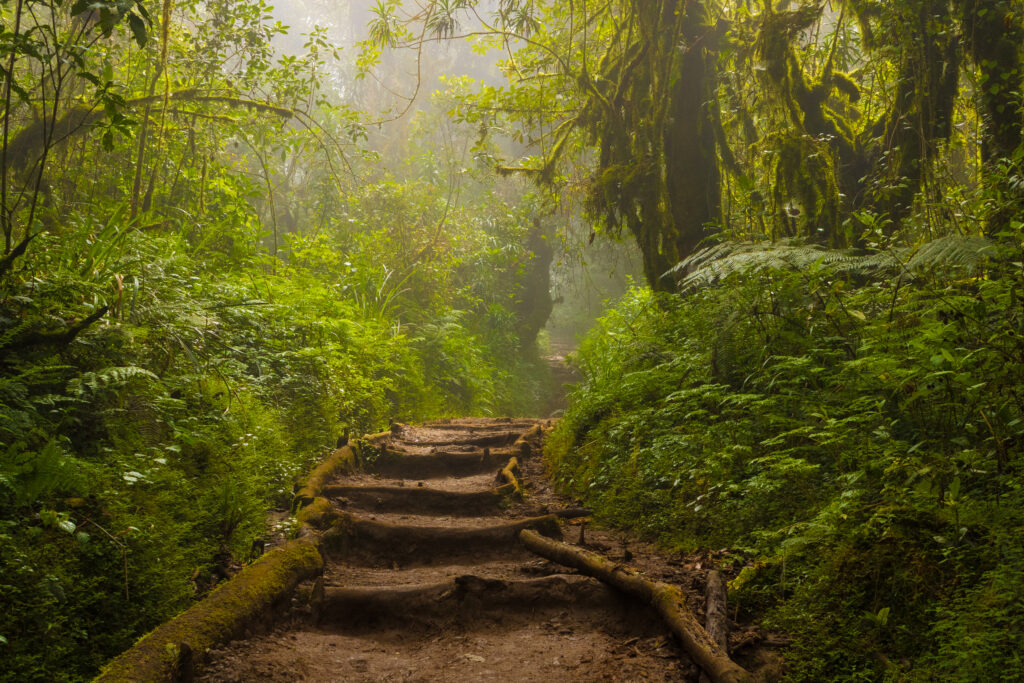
[{"left": 198, "top": 417, "right": 781, "bottom": 682}]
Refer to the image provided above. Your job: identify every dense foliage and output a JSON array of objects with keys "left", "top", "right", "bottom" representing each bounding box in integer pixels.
[
  {"left": 548, "top": 235, "right": 1024, "bottom": 679},
  {"left": 4, "top": 0, "right": 1024, "bottom": 679},
  {"left": 0, "top": 1, "right": 552, "bottom": 680}
]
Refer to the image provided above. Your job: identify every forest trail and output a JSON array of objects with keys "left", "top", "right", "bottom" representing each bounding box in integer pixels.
[{"left": 196, "top": 418, "right": 718, "bottom": 682}]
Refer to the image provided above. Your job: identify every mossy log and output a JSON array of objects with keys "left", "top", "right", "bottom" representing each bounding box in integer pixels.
[
  {"left": 93, "top": 537, "right": 323, "bottom": 683},
  {"left": 322, "top": 512, "right": 562, "bottom": 563},
  {"left": 498, "top": 457, "right": 524, "bottom": 498},
  {"left": 513, "top": 424, "right": 543, "bottom": 457},
  {"left": 362, "top": 430, "right": 392, "bottom": 443},
  {"left": 518, "top": 529, "right": 752, "bottom": 683},
  {"left": 292, "top": 445, "right": 359, "bottom": 512},
  {"left": 295, "top": 496, "right": 337, "bottom": 530}
]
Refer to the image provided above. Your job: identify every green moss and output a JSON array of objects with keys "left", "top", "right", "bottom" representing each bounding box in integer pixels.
[
  {"left": 93, "top": 538, "right": 323, "bottom": 683},
  {"left": 296, "top": 497, "right": 338, "bottom": 530},
  {"left": 292, "top": 445, "right": 359, "bottom": 511}
]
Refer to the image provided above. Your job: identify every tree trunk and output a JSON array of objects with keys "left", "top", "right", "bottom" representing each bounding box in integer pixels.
[{"left": 665, "top": 0, "right": 721, "bottom": 263}]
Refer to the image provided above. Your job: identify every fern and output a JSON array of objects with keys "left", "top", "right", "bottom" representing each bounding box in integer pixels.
[
  {"left": 0, "top": 439, "right": 79, "bottom": 506},
  {"left": 670, "top": 235, "right": 993, "bottom": 292},
  {"left": 905, "top": 235, "right": 995, "bottom": 271},
  {"left": 66, "top": 366, "right": 159, "bottom": 398}
]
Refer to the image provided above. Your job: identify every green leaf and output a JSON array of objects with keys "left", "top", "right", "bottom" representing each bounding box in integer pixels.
[
  {"left": 127, "top": 12, "right": 148, "bottom": 47},
  {"left": 948, "top": 476, "right": 961, "bottom": 501}
]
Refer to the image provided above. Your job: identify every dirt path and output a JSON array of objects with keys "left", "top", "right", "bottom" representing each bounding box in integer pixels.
[{"left": 197, "top": 419, "right": 755, "bottom": 682}]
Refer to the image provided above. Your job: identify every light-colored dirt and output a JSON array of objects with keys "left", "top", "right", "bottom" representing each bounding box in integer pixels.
[{"left": 198, "top": 418, "right": 774, "bottom": 682}]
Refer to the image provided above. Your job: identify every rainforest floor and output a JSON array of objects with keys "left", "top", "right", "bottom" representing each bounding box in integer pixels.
[{"left": 197, "top": 418, "right": 782, "bottom": 682}]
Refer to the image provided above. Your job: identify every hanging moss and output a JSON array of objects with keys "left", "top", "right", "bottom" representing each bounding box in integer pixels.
[{"left": 752, "top": 0, "right": 967, "bottom": 245}]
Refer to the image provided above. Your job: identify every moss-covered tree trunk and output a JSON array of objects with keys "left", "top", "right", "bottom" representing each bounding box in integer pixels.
[
  {"left": 590, "top": 0, "right": 722, "bottom": 292},
  {"left": 664, "top": 0, "right": 721, "bottom": 263}
]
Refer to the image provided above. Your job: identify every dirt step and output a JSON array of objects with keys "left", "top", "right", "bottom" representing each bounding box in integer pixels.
[
  {"left": 323, "top": 484, "right": 510, "bottom": 516},
  {"left": 417, "top": 418, "right": 541, "bottom": 431},
  {"left": 371, "top": 448, "right": 519, "bottom": 478},
  {"left": 321, "top": 512, "right": 561, "bottom": 566},
  {"left": 315, "top": 574, "right": 616, "bottom": 625},
  {"left": 200, "top": 600, "right": 691, "bottom": 683},
  {"left": 322, "top": 557, "right": 567, "bottom": 588},
  {"left": 337, "top": 472, "right": 498, "bottom": 493},
  {"left": 392, "top": 431, "right": 520, "bottom": 448}
]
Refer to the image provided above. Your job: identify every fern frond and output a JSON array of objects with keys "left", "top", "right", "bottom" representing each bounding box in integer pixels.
[
  {"left": 905, "top": 235, "right": 994, "bottom": 271},
  {"left": 66, "top": 366, "right": 159, "bottom": 397},
  {"left": 671, "top": 235, "right": 992, "bottom": 292}
]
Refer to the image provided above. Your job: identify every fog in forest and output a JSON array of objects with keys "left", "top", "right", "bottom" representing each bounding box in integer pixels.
[{"left": 4, "top": 1, "right": 1024, "bottom": 680}]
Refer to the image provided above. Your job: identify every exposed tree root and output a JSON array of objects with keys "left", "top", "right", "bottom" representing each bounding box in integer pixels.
[
  {"left": 513, "top": 424, "right": 544, "bottom": 457},
  {"left": 519, "top": 529, "right": 752, "bottom": 683},
  {"left": 497, "top": 457, "right": 524, "bottom": 498}
]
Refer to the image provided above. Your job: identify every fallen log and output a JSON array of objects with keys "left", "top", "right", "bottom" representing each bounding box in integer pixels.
[
  {"left": 700, "top": 570, "right": 730, "bottom": 683},
  {"left": 292, "top": 444, "right": 359, "bottom": 512},
  {"left": 519, "top": 529, "right": 752, "bottom": 683}
]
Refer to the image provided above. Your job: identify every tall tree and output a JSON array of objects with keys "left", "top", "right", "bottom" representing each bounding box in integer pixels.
[{"left": 364, "top": 0, "right": 727, "bottom": 290}]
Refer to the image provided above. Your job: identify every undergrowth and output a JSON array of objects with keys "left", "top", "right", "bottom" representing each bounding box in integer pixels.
[
  {"left": 547, "top": 238, "right": 1024, "bottom": 680},
  {"left": 0, "top": 206, "right": 547, "bottom": 681}
]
